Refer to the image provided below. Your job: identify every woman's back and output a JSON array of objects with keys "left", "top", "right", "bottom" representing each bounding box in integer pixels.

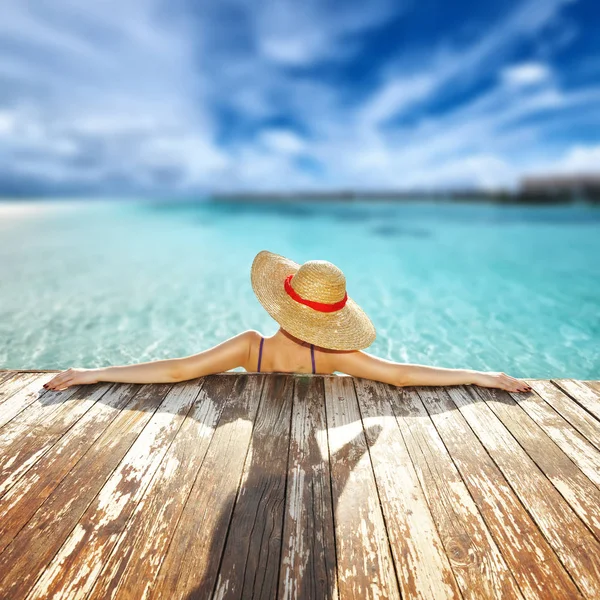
[{"left": 247, "top": 330, "right": 336, "bottom": 375}]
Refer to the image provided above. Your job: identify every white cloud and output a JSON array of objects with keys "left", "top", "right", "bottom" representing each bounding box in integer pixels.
[
  {"left": 359, "top": 76, "right": 436, "bottom": 126},
  {"left": 404, "top": 154, "right": 516, "bottom": 190},
  {"left": 259, "top": 129, "right": 306, "bottom": 154},
  {"left": 253, "top": 0, "right": 400, "bottom": 65},
  {"left": 0, "top": 110, "right": 17, "bottom": 135},
  {"left": 502, "top": 62, "right": 552, "bottom": 86},
  {"left": 551, "top": 144, "right": 600, "bottom": 172},
  {"left": 259, "top": 35, "right": 328, "bottom": 66},
  {"left": 138, "top": 135, "right": 231, "bottom": 186}
]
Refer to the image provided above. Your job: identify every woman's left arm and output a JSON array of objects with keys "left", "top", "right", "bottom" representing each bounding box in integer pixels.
[{"left": 44, "top": 330, "right": 255, "bottom": 391}]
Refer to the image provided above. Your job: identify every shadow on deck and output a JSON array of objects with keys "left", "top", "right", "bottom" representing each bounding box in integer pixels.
[{"left": 0, "top": 370, "right": 599, "bottom": 599}]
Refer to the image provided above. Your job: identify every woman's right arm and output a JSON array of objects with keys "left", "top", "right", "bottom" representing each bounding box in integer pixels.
[
  {"left": 330, "top": 351, "right": 532, "bottom": 393},
  {"left": 44, "top": 330, "right": 256, "bottom": 391}
]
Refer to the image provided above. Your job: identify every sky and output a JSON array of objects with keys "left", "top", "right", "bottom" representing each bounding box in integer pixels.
[{"left": 0, "top": 0, "right": 599, "bottom": 195}]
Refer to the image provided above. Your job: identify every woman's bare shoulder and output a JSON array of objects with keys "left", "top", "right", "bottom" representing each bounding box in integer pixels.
[
  {"left": 241, "top": 329, "right": 263, "bottom": 342},
  {"left": 219, "top": 329, "right": 261, "bottom": 349},
  {"left": 240, "top": 329, "right": 263, "bottom": 370}
]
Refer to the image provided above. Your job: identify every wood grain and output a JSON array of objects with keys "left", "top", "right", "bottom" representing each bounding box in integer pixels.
[
  {"left": 211, "top": 373, "right": 293, "bottom": 600},
  {"left": 0, "top": 373, "right": 40, "bottom": 406},
  {"left": 323, "top": 375, "right": 400, "bottom": 600},
  {"left": 0, "top": 383, "right": 144, "bottom": 552},
  {"left": 278, "top": 375, "right": 338, "bottom": 600},
  {"left": 391, "top": 383, "right": 524, "bottom": 600},
  {"left": 87, "top": 374, "right": 248, "bottom": 600},
  {"left": 527, "top": 379, "right": 600, "bottom": 452},
  {"left": 354, "top": 378, "right": 464, "bottom": 600},
  {"left": 499, "top": 387, "right": 600, "bottom": 489},
  {"left": 0, "top": 382, "right": 116, "bottom": 498},
  {"left": 553, "top": 380, "right": 600, "bottom": 421},
  {"left": 0, "top": 373, "right": 54, "bottom": 429},
  {"left": 0, "top": 373, "right": 599, "bottom": 600},
  {"left": 23, "top": 380, "right": 204, "bottom": 600},
  {"left": 418, "top": 385, "right": 582, "bottom": 599},
  {"left": 448, "top": 385, "right": 600, "bottom": 599},
  {"left": 148, "top": 373, "right": 265, "bottom": 600},
  {"left": 0, "top": 381, "right": 174, "bottom": 600},
  {"left": 0, "top": 372, "right": 18, "bottom": 386}
]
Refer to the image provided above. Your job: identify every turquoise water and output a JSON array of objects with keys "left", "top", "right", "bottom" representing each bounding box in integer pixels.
[{"left": 1, "top": 198, "right": 599, "bottom": 378}]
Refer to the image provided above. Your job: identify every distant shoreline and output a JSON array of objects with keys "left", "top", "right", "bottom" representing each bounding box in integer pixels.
[
  {"left": 210, "top": 189, "right": 600, "bottom": 205},
  {"left": 2, "top": 181, "right": 600, "bottom": 206}
]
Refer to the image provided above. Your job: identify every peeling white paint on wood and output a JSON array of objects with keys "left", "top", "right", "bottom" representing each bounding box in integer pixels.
[
  {"left": 528, "top": 379, "right": 600, "bottom": 451},
  {"left": 85, "top": 377, "right": 233, "bottom": 600},
  {"left": 153, "top": 374, "right": 264, "bottom": 600},
  {"left": 1, "top": 373, "right": 599, "bottom": 600},
  {"left": 0, "top": 372, "right": 40, "bottom": 405},
  {"left": 24, "top": 380, "right": 203, "bottom": 600},
  {"left": 448, "top": 385, "right": 600, "bottom": 599},
  {"left": 355, "top": 381, "right": 464, "bottom": 600},
  {"left": 0, "top": 383, "right": 116, "bottom": 496},
  {"left": 417, "top": 385, "right": 583, "bottom": 599},
  {"left": 511, "top": 387, "right": 600, "bottom": 484},
  {"left": 554, "top": 379, "right": 600, "bottom": 421},
  {"left": 324, "top": 376, "right": 401, "bottom": 600},
  {"left": 0, "top": 374, "right": 52, "bottom": 427}
]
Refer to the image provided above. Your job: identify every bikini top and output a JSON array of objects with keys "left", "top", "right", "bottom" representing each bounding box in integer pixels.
[{"left": 257, "top": 336, "right": 316, "bottom": 374}]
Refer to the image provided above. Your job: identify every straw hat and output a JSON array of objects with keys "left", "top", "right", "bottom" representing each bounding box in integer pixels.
[{"left": 251, "top": 249, "right": 376, "bottom": 350}]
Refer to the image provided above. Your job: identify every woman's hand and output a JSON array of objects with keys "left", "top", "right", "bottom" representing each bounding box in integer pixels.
[
  {"left": 474, "top": 371, "right": 532, "bottom": 393},
  {"left": 44, "top": 368, "right": 99, "bottom": 391}
]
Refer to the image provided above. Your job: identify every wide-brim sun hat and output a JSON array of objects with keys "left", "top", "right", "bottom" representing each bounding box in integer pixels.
[{"left": 251, "top": 249, "right": 376, "bottom": 350}]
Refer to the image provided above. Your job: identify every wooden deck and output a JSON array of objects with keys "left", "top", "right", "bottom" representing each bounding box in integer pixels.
[{"left": 0, "top": 371, "right": 599, "bottom": 599}]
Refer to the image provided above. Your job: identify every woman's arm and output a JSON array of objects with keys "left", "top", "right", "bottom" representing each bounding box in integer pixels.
[
  {"left": 44, "top": 330, "right": 256, "bottom": 391},
  {"left": 330, "top": 351, "right": 532, "bottom": 393}
]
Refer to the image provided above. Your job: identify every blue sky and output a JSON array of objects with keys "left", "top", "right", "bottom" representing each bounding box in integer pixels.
[{"left": 0, "top": 0, "right": 599, "bottom": 195}]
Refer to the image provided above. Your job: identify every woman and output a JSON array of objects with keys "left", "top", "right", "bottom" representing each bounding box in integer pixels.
[{"left": 44, "top": 250, "right": 531, "bottom": 393}]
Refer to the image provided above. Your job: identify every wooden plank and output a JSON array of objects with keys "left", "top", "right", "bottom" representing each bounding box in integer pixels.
[
  {"left": 353, "top": 379, "right": 464, "bottom": 600},
  {"left": 0, "top": 373, "right": 595, "bottom": 599},
  {"left": 553, "top": 380, "right": 600, "bottom": 421},
  {"left": 0, "top": 374, "right": 52, "bottom": 429},
  {"left": 278, "top": 376, "right": 338, "bottom": 600},
  {"left": 0, "top": 381, "right": 174, "bottom": 599},
  {"left": 146, "top": 374, "right": 266, "bottom": 599},
  {"left": 384, "top": 382, "right": 524, "bottom": 600},
  {"left": 0, "top": 383, "right": 142, "bottom": 552},
  {"left": 322, "top": 375, "right": 400, "bottom": 600},
  {"left": 583, "top": 381, "right": 600, "bottom": 394},
  {"left": 0, "top": 371, "right": 18, "bottom": 386},
  {"left": 417, "top": 386, "right": 582, "bottom": 599},
  {"left": 447, "top": 385, "right": 600, "bottom": 599},
  {"left": 23, "top": 379, "right": 205, "bottom": 600},
  {"left": 0, "top": 373, "right": 39, "bottom": 405},
  {"left": 0, "top": 382, "right": 116, "bottom": 497},
  {"left": 527, "top": 380, "right": 600, "bottom": 452},
  {"left": 476, "top": 386, "right": 600, "bottom": 540},
  {"left": 85, "top": 374, "right": 252, "bottom": 600},
  {"left": 0, "top": 384, "right": 85, "bottom": 455},
  {"left": 506, "top": 385, "right": 600, "bottom": 486},
  {"left": 209, "top": 373, "right": 293, "bottom": 600}
]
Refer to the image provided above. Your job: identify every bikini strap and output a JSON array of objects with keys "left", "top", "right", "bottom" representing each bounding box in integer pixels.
[
  {"left": 257, "top": 336, "right": 264, "bottom": 372},
  {"left": 310, "top": 343, "right": 316, "bottom": 374}
]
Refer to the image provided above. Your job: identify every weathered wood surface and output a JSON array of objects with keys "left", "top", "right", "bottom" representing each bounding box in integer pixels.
[{"left": 0, "top": 371, "right": 599, "bottom": 600}]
